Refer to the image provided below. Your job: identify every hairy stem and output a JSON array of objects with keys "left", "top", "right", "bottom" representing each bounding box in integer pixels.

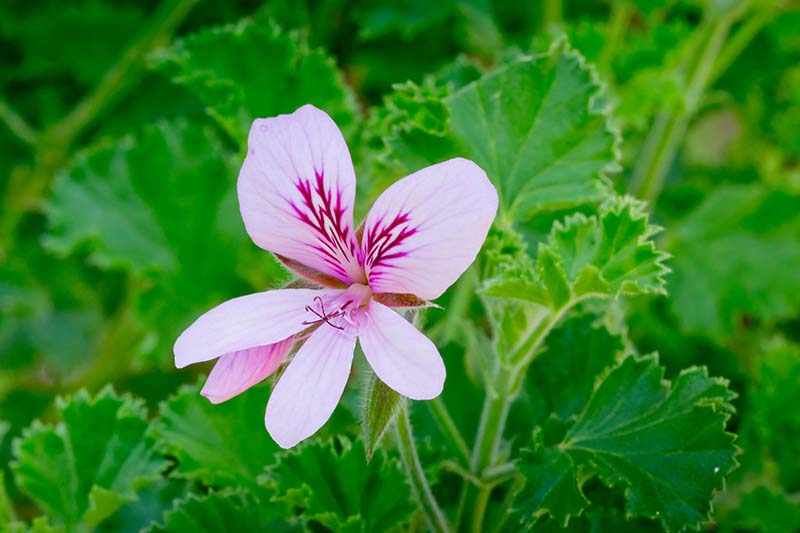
[
  {"left": 395, "top": 404, "right": 451, "bottom": 533},
  {"left": 630, "top": 12, "right": 736, "bottom": 205},
  {"left": 459, "top": 304, "right": 567, "bottom": 531}
]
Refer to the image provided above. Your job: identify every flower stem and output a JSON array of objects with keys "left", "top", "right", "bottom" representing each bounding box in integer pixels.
[
  {"left": 394, "top": 404, "right": 451, "bottom": 533},
  {"left": 0, "top": 98, "right": 37, "bottom": 146},
  {"left": 630, "top": 12, "right": 736, "bottom": 205},
  {"left": 458, "top": 303, "right": 569, "bottom": 531}
]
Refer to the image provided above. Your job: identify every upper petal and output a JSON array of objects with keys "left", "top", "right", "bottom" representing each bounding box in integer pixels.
[
  {"left": 265, "top": 325, "right": 356, "bottom": 448},
  {"left": 238, "top": 104, "right": 363, "bottom": 284},
  {"left": 174, "top": 288, "right": 342, "bottom": 368},
  {"left": 200, "top": 338, "right": 294, "bottom": 404},
  {"left": 361, "top": 158, "right": 498, "bottom": 300},
  {"left": 359, "top": 300, "right": 445, "bottom": 400}
]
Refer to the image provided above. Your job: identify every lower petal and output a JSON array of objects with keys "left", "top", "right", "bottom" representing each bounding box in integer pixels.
[
  {"left": 359, "top": 300, "right": 445, "bottom": 400},
  {"left": 265, "top": 325, "right": 356, "bottom": 448},
  {"left": 200, "top": 338, "right": 294, "bottom": 404}
]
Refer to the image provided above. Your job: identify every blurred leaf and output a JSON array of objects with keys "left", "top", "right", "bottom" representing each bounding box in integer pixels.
[
  {"left": 149, "top": 383, "right": 280, "bottom": 491},
  {"left": 44, "top": 120, "right": 263, "bottom": 365},
  {"left": 668, "top": 185, "right": 800, "bottom": 339},
  {"left": 361, "top": 372, "right": 403, "bottom": 461},
  {"left": 740, "top": 339, "right": 800, "bottom": 492},
  {"left": 261, "top": 437, "right": 414, "bottom": 532},
  {"left": 153, "top": 19, "right": 359, "bottom": 143},
  {"left": 721, "top": 485, "right": 800, "bottom": 533},
  {"left": 483, "top": 196, "right": 670, "bottom": 308},
  {"left": 515, "top": 355, "right": 738, "bottom": 530},
  {"left": 11, "top": 387, "right": 166, "bottom": 530},
  {"left": 149, "top": 488, "right": 298, "bottom": 533}
]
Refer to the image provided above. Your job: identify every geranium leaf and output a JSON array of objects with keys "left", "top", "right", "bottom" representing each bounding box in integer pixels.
[
  {"left": 515, "top": 355, "right": 738, "bottom": 531},
  {"left": 149, "top": 488, "right": 298, "bottom": 533},
  {"left": 483, "top": 196, "right": 670, "bottom": 309},
  {"left": 373, "top": 40, "right": 619, "bottom": 220},
  {"left": 261, "top": 437, "right": 414, "bottom": 533},
  {"left": 11, "top": 388, "right": 165, "bottom": 530},
  {"left": 149, "top": 383, "right": 280, "bottom": 491},
  {"left": 152, "top": 19, "right": 359, "bottom": 143}
]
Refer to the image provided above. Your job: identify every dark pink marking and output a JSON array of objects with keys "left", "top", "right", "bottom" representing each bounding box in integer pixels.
[
  {"left": 289, "top": 171, "right": 360, "bottom": 280},
  {"left": 363, "top": 212, "right": 418, "bottom": 272}
]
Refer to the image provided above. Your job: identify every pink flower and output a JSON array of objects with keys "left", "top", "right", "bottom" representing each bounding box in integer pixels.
[{"left": 174, "top": 105, "right": 498, "bottom": 448}]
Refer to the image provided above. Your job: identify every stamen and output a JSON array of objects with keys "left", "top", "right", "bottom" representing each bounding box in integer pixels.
[{"left": 302, "top": 296, "right": 346, "bottom": 330}]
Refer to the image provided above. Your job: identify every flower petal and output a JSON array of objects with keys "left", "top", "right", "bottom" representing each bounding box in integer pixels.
[
  {"left": 265, "top": 325, "right": 356, "bottom": 448},
  {"left": 200, "top": 338, "right": 294, "bottom": 404},
  {"left": 239, "top": 104, "right": 363, "bottom": 284},
  {"left": 359, "top": 300, "right": 445, "bottom": 400},
  {"left": 362, "top": 158, "right": 498, "bottom": 300},
  {"left": 174, "top": 288, "right": 342, "bottom": 368}
]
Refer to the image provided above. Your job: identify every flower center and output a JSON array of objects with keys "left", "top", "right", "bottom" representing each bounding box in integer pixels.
[{"left": 302, "top": 284, "right": 372, "bottom": 333}]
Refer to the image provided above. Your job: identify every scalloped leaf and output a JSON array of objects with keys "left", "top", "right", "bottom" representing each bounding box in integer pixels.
[
  {"left": 483, "top": 196, "right": 669, "bottom": 308},
  {"left": 372, "top": 40, "right": 619, "bottom": 220},
  {"left": 152, "top": 19, "right": 358, "bottom": 142},
  {"left": 43, "top": 120, "right": 269, "bottom": 365},
  {"left": 261, "top": 437, "right": 414, "bottom": 532},
  {"left": 149, "top": 383, "right": 281, "bottom": 491},
  {"left": 149, "top": 488, "right": 298, "bottom": 533},
  {"left": 10, "top": 388, "right": 165, "bottom": 530},
  {"left": 515, "top": 355, "right": 738, "bottom": 531}
]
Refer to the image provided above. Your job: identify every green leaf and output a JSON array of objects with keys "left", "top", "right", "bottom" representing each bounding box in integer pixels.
[
  {"left": 361, "top": 371, "right": 403, "bottom": 461},
  {"left": 483, "top": 196, "right": 670, "bottom": 308},
  {"left": 371, "top": 40, "right": 619, "bottom": 220},
  {"left": 44, "top": 120, "right": 270, "bottom": 366},
  {"left": 515, "top": 355, "right": 738, "bottom": 531},
  {"left": 721, "top": 485, "right": 800, "bottom": 533},
  {"left": 45, "top": 120, "right": 235, "bottom": 274},
  {"left": 11, "top": 387, "right": 165, "bottom": 530},
  {"left": 149, "top": 383, "right": 281, "bottom": 491},
  {"left": 741, "top": 339, "right": 800, "bottom": 492},
  {"left": 446, "top": 40, "right": 619, "bottom": 219},
  {"left": 262, "top": 437, "right": 414, "bottom": 532},
  {"left": 149, "top": 488, "right": 297, "bottom": 533},
  {"left": 152, "top": 19, "right": 358, "bottom": 143},
  {"left": 668, "top": 185, "right": 800, "bottom": 339},
  {"left": 514, "top": 313, "right": 626, "bottom": 429}
]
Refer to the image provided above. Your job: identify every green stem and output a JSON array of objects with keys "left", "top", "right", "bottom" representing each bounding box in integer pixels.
[
  {"left": 630, "top": 13, "right": 736, "bottom": 205},
  {"left": 0, "top": 98, "right": 37, "bottom": 146},
  {"left": 0, "top": 0, "right": 196, "bottom": 255},
  {"left": 50, "top": 0, "right": 197, "bottom": 145},
  {"left": 598, "top": 0, "right": 632, "bottom": 72},
  {"left": 394, "top": 404, "right": 451, "bottom": 533},
  {"left": 428, "top": 397, "right": 471, "bottom": 466},
  {"left": 710, "top": 6, "right": 778, "bottom": 86},
  {"left": 458, "top": 303, "right": 569, "bottom": 531},
  {"left": 542, "top": 0, "right": 562, "bottom": 28}
]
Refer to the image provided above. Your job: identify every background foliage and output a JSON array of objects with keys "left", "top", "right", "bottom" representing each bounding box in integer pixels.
[{"left": 1, "top": 0, "right": 799, "bottom": 531}]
